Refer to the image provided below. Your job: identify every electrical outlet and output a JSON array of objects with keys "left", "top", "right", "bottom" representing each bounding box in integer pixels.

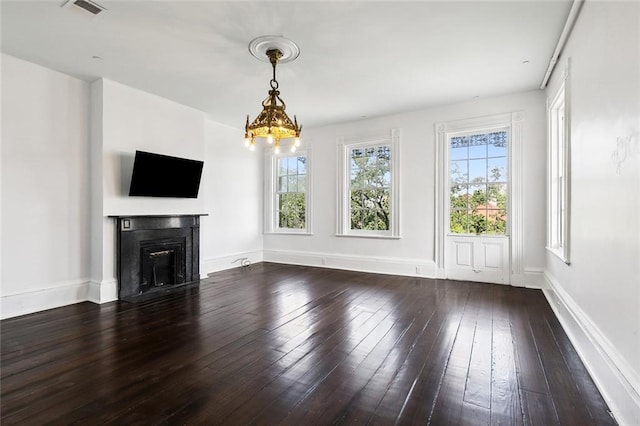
[{"left": 415, "top": 266, "right": 421, "bottom": 275}]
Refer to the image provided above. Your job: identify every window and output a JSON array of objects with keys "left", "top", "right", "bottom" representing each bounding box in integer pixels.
[
  {"left": 265, "top": 151, "right": 311, "bottom": 234},
  {"left": 547, "top": 75, "right": 570, "bottom": 263},
  {"left": 449, "top": 130, "right": 508, "bottom": 235},
  {"left": 337, "top": 129, "right": 400, "bottom": 238},
  {"left": 350, "top": 145, "right": 391, "bottom": 231}
]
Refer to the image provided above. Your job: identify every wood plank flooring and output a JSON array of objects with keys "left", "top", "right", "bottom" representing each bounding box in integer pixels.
[{"left": 1, "top": 263, "right": 616, "bottom": 425}]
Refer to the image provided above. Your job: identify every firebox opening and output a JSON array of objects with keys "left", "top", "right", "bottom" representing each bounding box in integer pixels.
[
  {"left": 140, "top": 239, "right": 186, "bottom": 295},
  {"left": 150, "top": 250, "right": 175, "bottom": 287}
]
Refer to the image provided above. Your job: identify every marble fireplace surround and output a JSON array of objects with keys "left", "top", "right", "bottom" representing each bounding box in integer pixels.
[{"left": 114, "top": 215, "right": 204, "bottom": 300}]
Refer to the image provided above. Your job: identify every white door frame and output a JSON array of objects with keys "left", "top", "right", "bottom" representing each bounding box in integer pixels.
[{"left": 435, "top": 112, "right": 525, "bottom": 285}]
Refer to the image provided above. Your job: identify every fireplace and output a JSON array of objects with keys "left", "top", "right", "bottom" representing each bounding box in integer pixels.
[{"left": 115, "top": 215, "right": 202, "bottom": 300}]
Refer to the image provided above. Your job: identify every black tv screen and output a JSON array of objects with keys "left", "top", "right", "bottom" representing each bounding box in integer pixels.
[{"left": 129, "top": 150, "right": 204, "bottom": 198}]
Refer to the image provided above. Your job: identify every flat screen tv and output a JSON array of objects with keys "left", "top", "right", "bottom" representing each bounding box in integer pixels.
[{"left": 128, "top": 150, "right": 204, "bottom": 198}]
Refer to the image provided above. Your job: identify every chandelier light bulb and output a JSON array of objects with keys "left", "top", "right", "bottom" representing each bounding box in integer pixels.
[
  {"left": 244, "top": 137, "right": 251, "bottom": 147},
  {"left": 249, "top": 140, "right": 256, "bottom": 151},
  {"left": 267, "top": 133, "right": 274, "bottom": 144},
  {"left": 290, "top": 145, "right": 297, "bottom": 153},
  {"left": 294, "top": 137, "right": 301, "bottom": 147}
]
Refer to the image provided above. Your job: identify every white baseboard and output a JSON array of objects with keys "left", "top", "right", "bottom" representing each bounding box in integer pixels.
[
  {"left": 1, "top": 279, "right": 90, "bottom": 320},
  {"left": 263, "top": 249, "right": 437, "bottom": 278},
  {"left": 201, "top": 250, "right": 264, "bottom": 277},
  {"left": 511, "top": 267, "right": 546, "bottom": 288},
  {"left": 0, "top": 249, "right": 264, "bottom": 319},
  {"left": 87, "top": 279, "right": 118, "bottom": 304},
  {"left": 543, "top": 272, "right": 640, "bottom": 426},
  {"left": 434, "top": 267, "right": 447, "bottom": 279}
]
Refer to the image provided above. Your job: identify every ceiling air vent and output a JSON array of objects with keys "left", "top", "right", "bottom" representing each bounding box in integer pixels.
[{"left": 61, "top": 0, "right": 106, "bottom": 16}]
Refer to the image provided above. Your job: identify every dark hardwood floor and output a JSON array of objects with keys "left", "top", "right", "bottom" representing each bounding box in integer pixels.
[{"left": 1, "top": 263, "right": 615, "bottom": 425}]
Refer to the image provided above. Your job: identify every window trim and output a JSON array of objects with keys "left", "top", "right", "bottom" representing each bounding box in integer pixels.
[
  {"left": 546, "top": 62, "right": 571, "bottom": 264},
  {"left": 336, "top": 129, "right": 401, "bottom": 238},
  {"left": 264, "top": 147, "right": 313, "bottom": 235}
]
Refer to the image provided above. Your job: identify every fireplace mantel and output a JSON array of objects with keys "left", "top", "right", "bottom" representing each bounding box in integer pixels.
[{"left": 113, "top": 214, "right": 206, "bottom": 300}]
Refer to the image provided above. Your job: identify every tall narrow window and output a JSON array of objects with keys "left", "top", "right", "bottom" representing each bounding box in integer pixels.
[
  {"left": 265, "top": 151, "right": 311, "bottom": 234},
  {"left": 276, "top": 155, "right": 306, "bottom": 229},
  {"left": 350, "top": 145, "right": 391, "bottom": 231},
  {"left": 337, "top": 129, "right": 400, "bottom": 238},
  {"left": 548, "top": 77, "right": 570, "bottom": 263},
  {"left": 449, "top": 130, "right": 508, "bottom": 235}
]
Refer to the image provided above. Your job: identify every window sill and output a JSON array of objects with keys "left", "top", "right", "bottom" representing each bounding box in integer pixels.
[
  {"left": 446, "top": 233, "right": 509, "bottom": 238},
  {"left": 265, "top": 231, "right": 313, "bottom": 236},
  {"left": 335, "top": 233, "right": 401, "bottom": 240},
  {"left": 546, "top": 246, "right": 570, "bottom": 265}
]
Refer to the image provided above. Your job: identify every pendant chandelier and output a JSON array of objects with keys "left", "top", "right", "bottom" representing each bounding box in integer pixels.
[{"left": 244, "top": 36, "right": 302, "bottom": 153}]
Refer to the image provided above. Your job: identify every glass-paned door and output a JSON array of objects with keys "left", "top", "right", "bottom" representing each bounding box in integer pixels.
[{"left": 446, "top": 129, "right": 510, "bottom": 284}]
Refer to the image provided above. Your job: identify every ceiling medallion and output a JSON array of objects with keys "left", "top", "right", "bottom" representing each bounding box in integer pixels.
[{"left": 244, "top": 36, "right": 302, "bottom": 153}]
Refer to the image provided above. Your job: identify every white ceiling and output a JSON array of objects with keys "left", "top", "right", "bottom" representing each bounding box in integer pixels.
[{"left": 1, "top": 1, "right": 572, "bottom": 129}]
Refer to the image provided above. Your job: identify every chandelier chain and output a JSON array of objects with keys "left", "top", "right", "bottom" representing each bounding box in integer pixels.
[{"left": 270, "top": 50, "right": 279, "bottom": 89}]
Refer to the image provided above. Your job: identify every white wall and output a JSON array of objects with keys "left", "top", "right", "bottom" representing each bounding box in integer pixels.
[
  {"left": 200, "top": 120, "right": 263, "bottom": 272},
  {"left": 543, "top": 2, "right": 640, "bottom": 424},
  {"left": 1, "top": 54, "right": 91, "bottom": 318},
  {"left": 264, "top": 90, "right": 547, "bottom": 282},
  {"left": 101, "top": 79, "right": 205, "bottom": 216},
  {"left": 89, "top": 80, "right": 107, "bottom": 299}
]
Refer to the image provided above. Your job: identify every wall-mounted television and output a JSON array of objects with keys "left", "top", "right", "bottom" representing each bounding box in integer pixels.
[{"left": 128, "top": 150, "right": 204, "bottom": 198}]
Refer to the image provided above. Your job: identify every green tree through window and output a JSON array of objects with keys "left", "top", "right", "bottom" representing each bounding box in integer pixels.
[
  {"left": 349, "top": 145, "right": 391, "bottom": 231},
  {"left": 276, "top": 155, "right": 306, "bottom": 229},
  {"left": 449, "top": 131, "right": 508, "bottom": 235}
]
